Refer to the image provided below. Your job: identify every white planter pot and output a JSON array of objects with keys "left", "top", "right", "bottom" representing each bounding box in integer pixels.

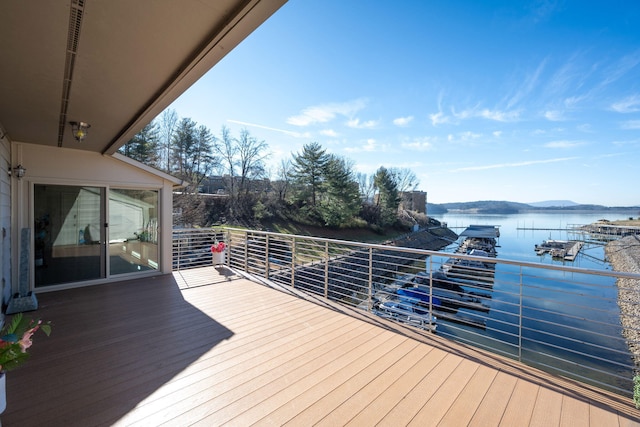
[{"left": 212, "top": 251, "right": 225, "bottom": 265}]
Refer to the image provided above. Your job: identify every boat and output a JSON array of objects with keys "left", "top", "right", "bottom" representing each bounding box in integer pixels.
[{"left": 373, "top": 297, "right": 437, "bottom": 331}]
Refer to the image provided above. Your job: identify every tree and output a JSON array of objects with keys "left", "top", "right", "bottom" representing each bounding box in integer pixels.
[
  {"left": 373, "top": 166, "right": 400, "bottom": 227},
  {"left": 159, "top": 108, "right": 178, "bottom": 173},
  {"left": 290, "top": 142, "right": 331, "bottom": 212},
  {"left": 318, "top": 155, "right": 361, "bottom": 226},
  {"left": 213, "top": 126, "right": 238, "bottom": 197},
  {"left": 389, "top": 167, "right": 419, "bottom": 193},
  {"left": 356, "top": 172, "right": 375, "bottom": 203},
  {"left": 119, "top": 121, "right": 161, "bottom": 167},
  {"left": 236, "top": 128, "right": 269, "bottom": 195},
  {"left": 171, "top": 118, "right": 215, "bottom": 192},
  {"left": 272, "top": 159, "right": 292, "bottom": 202}
]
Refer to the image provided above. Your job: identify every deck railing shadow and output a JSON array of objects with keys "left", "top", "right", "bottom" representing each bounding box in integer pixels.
[
  {"left": 2, "top": 274, "right": 234, "bottom": 426},
  {"left": 174, "top": 226, "right": 640, "bottom": 399}
]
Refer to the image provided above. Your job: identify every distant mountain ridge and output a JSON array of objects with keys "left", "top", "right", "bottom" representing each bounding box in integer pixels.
[
  {"left": 426, "top": 200, "right": 639, "bottom": 215},
  {"left": 527, "top": 200, "right": 579, "bottom": 208}
]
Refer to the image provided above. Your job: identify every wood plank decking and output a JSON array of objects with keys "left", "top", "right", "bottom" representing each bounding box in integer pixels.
[{"left": 2, "top": 267, "right": 639, "bottom": 426}]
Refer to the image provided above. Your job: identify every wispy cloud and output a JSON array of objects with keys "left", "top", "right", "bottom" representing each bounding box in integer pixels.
[
  {"left": 430, "top": 106, "right": 520, "bottom": 126},
  {"left": 528, "top": 0, "right": 563, "bottom": 23},
  {"left": 393, "top": 116, "right": 414, "bottom": 126},
  {"left": 320, "top": 129, "right": 338, "bottom": 137},
  {"left": 478, "top": 108, "right": 520, "bottom": 122},
  {"left": 347, "top": 118, "right": 377, "bottom": 129},
  {"left": 429, "top": 111, "right": 452, "bottom": 126},
  {"left": 451, "top": 156, "right": 578, "bottom": 172},
  {"left": 544, "top": 110, "right": 565, "bottom": 121},
  {"left": 611, "top": 94, "right": 640, "bottom": 113},
  {"left": 544, "top": 140, "right": 586, "bottom": 149},
  {"left": 227, "top": 119, "right": 309, "bottom": 138},
  {"left": 401, "top": 137, "right": 435, "bottom": 151},
  {"left": 621, "top": 120, "right": 640, "bottom": 130},
  {"left": 601, "top": 50, "right": 640, "bottom": 87},
  {"left": 344, "top": 139, "right": 380, "bottom": 153},
  {"left": 505, "top": 58, "right": 547, "bottom": 109},
  {"left": 286, "top": 98, "right": 367, "bottom": 126}
]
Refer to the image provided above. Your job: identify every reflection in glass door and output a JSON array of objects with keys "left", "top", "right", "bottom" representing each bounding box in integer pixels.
[
  {"left": 108, "top": 189, "right": 159, "bottom": 275},
  {"left": 34, "top": 184, "right": 105, "bottom": 287}
]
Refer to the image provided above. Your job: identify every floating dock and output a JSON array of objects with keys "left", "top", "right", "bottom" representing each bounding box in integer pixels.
[{"left": 534, "top": 239, "right": 584, "bottom": 261}]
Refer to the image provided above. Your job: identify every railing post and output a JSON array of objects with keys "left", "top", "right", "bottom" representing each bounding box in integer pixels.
[
  {"left": 428, "top": 256, "right": 433, "bottom": 330},
  {"left": 224, "top": 229, "right": 230, "bottom": 267},
  {"left": 265, "top": 234, "right": 270, "bottom": 279},
  {"left": 519, "top": 265, "right": 523, "bottom": 362},
  {"left": 368, "top": 247, "right": 373, "bottom": 310},
  {"left": 324, "top": 241, "right": 329, "bottom": 298},
  {"left": 290, "top": 237, "right": 296, "bottom": 289},
  {"left": 244, "top": 230, "right": 249, "bottom": 272}
]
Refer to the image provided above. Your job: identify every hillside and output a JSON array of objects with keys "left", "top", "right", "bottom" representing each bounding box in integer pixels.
[{"left": 427, "top": 200, "right": 640, "bottom": 215}]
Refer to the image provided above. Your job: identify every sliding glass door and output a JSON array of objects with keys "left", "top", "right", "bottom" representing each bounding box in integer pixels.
[
  {"left": 108, "top": 189, "right": 159, "bottom": 276},
  {"left": 34, "top": 184, "right": 159, "bottom": 287},
  {"left": 34, "top": 184, "right": 105, "bottom": 286}
]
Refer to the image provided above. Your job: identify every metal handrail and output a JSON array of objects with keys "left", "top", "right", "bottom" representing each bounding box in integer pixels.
[{"left": 172, "top": 226, "right": 640, "bottom": 397}]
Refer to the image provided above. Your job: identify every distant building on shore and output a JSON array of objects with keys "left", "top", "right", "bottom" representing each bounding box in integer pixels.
[{"left": 400, "top": 191, "right": 427, "bottom": 214}]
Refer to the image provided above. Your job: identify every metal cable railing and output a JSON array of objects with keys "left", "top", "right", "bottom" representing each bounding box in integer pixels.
[{"left": 172, "top": 226, "right": 640, "bottom": 397}]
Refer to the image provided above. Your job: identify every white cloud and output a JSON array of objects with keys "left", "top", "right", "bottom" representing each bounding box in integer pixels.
[
  {"left": 344, "top": 138, "right": 379, "bottom": 153},
  {"left": 429, "top": 111, "right": 451, "bottom": 126},
  {"left": 611, "top": 95, "right": 640, "bottom": 113},
  {"left": 431, "top": 106, "right": 520, "bottom": 125},
  {"left": 346, "top": 118, "right": 377, "bottom": 129},
  {"left": 493, "top": 131, "right": 503, "bottom": 137},
  {"left": 393, "top": 116, "right": 414, "bottom": 126},
  {"left": 286, "top": 98, "right": 367, "bottom": 127},
  {"left": 401, "top": 137, "right": 434, "bottom": 151},
  {"left": 477, "top": 108, "right": 520, "bottom": 122},
  {"left": 544, "top": 110, "right": 565, "bottom": 121},
  {"left": 459, "top": 131, "right": 482, "bottom": 141}
]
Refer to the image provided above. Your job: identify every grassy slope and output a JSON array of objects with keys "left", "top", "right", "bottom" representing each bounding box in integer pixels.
[{"left": 256, "top": 219, "right": 408, "bottom": 243}]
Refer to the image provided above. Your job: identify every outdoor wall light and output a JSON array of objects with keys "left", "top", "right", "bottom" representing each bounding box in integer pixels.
[
  {"left": 9, "top": 164, "right": 26, "bottom": 179},
  {"left": 70, "top": 121, "right": 91, "bottom": 142}
]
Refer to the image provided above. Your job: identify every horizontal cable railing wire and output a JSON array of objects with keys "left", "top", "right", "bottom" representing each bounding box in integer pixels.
[{"left": 172, "top": 226, "right": 640, "bottom": 397}]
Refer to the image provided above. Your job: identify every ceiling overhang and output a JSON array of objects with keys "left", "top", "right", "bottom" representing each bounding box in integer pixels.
[{"left": 0, "top": 0, "right": 286, "bottom": 154}]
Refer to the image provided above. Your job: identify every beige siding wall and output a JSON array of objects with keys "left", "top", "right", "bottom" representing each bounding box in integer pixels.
[
  {"left": 12, "top": 142, "right": 174, "bottom": 292},
  {"left": 1, "top": 128, "right": 10, "bottom": 306}
]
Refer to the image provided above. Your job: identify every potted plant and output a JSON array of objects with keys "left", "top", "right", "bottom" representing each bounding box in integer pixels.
[
  {"left": 0, "top": 313, "right": 51, "bottom": 413},
  {"left": 211, "top": 240, "right": 226, "bottom": 265}
]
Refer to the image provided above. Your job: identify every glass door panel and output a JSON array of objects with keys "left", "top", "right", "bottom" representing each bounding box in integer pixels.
[
  {"left": 108, "top": 189, "right": 159, "bottom": 275},
  {"left": 34, "top": 184, "right": 105, "bottom": 287}
]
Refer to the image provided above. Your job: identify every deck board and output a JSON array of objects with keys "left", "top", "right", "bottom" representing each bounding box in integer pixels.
[{"left": 2, "top": 266, "right": 639, "bottom": 426}]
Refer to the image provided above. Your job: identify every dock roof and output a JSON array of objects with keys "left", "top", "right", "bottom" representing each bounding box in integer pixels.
[{"left": 459, "top": 224, "right": 500, "bottom": 238}]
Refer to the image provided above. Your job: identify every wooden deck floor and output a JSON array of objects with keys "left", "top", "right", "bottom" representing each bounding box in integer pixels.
[{"left": 2, "top": 267, "right": 639, "bottom": 426}]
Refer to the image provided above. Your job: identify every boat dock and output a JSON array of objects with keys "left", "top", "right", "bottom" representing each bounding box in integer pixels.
[{"left": 534, "top": 239, "right": 584, "bottom": 261}]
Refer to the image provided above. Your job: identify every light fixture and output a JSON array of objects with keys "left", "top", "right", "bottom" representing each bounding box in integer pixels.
[
  {"left": 70, "top": 121, "right": 91, "bottom": 142},
  {"left": 9, "top": 164, "right": 26, "bottom": 179}
]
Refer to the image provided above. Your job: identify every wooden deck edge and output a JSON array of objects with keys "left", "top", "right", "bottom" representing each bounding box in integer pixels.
[{"left": 230, "top": 268, "right": 640, "bottom": 419}]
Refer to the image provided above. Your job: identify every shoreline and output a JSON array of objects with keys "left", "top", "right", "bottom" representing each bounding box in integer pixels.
[{"left": 604, "top": 235, "right": 640, "bottom": 372}]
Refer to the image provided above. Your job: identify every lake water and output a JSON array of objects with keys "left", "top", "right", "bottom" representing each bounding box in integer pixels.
[{"left": 430, "top": 210, "right": 639, "bottom": 394}]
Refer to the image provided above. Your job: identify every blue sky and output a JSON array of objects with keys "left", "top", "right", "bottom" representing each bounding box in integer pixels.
[{"left": 168, "top": 0, "right": 640, "bottom": 206}]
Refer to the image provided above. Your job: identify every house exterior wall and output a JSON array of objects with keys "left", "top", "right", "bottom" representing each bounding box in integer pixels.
[
  {"left": 11, "top": 142, "right": 174, "bottom": 293},
  {"left": 1, "top": 129, "right": 11, "bottom": 309}
]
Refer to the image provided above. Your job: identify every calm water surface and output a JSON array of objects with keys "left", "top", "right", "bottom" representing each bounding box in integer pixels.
[{"left": 431, "top": 211, "right": 639, "bottom": 394}]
